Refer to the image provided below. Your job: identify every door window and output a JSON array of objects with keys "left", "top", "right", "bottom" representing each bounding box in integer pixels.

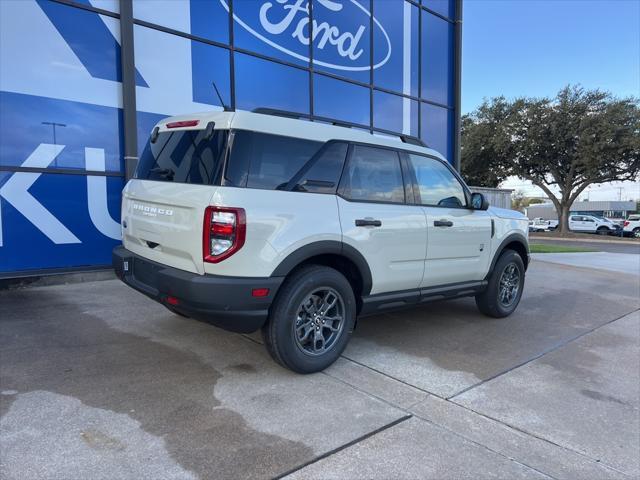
[
  {"left": 339, "top": 146, "right": 405, "bottom": 204},
  {"left": 407, "top": 154, "right": 466, "bottom": 208}
]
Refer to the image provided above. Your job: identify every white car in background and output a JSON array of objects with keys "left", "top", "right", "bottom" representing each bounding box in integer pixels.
[
  {"left": 623, "top": 215, "right": 640, "bottom": 238},
  {"left": 568, "top": 214, "right": 620, "bottom": 235},
  {"left": 529, "top": 218, "right": 558, "bottom": 232}
]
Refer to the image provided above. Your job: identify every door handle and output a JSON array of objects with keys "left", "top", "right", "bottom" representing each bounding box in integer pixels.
[
  {"left": 434, "top": 220, "right": 453, "bottom": 227},
  {"left": 355, "top": 218, "right": 382, "bottom": 227}
]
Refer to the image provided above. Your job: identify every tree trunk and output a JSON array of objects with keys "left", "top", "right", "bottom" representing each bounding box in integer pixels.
[{"left": 557, "top": 205, "right": 570, "bottom": 234}]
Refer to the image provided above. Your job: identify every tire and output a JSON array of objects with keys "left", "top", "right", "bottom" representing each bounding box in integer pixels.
[
  {"left": 262, "top": 265, "right": 356, "bottom": 374},
  {"left": 596, "top": 227, "right": 609, "bottom": 236},
  {"left": 475, "top": 249, "right": 525, "bottom": 318},
  {"left": 633, "top": 228, "right": 640, "bottom": 239}
]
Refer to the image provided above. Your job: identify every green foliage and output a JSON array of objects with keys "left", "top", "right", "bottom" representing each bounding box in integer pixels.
[
  {"left": 460, "top": 99, "right": 512, "bottom": 187},
  {"left": 461, "top": 86, "right": 640, "bottom": 232},
  {"left": 511, "top": 190, "right": 528, "bottom": 212},
  {"left": 529, "top": 243, "right": 594, "bottom": 253}
]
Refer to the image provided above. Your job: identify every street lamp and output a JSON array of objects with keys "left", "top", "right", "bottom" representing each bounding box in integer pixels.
[{"left": 42, "top": 121, "right": 66, "bottom": 168}]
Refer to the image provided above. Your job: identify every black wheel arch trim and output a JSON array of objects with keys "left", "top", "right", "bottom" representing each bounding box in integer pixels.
[
  {"left": 270, "top": 240, "right": 373, "bottom": 295},
  {"left": 488, "top": 232, "right": 530, "bottom": 276}
]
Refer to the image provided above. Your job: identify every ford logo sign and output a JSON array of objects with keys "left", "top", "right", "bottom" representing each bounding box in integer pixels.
[{"left": 219, "top": 0, "right": 392, "bottom": 72}]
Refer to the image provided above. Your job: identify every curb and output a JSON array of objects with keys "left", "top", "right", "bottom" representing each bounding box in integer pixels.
[{"left": 0, "top": 269, "right": 116, "bottom": 290}]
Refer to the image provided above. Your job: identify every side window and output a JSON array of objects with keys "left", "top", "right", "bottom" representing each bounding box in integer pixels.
[
  {"left": 340, "top": 145, "right": 405, "bottom": 204},
  {"left": 225, "top": 130, "right": 322, "bottom": 189},
  {"left": 407, "top": 154, "right": 466, "bottom": 208},
  {"left": 293, "top": 142, "right": 348, "bottom": 194}
]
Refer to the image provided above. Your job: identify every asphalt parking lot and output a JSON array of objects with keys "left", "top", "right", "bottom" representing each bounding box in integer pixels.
[{"left": 1, "top": 257, "right": 639, "bottom": 479}]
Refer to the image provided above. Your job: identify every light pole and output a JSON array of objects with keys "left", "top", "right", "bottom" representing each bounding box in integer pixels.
[{"left": 42, "top": 121, "right": 66, "bottom": 168}]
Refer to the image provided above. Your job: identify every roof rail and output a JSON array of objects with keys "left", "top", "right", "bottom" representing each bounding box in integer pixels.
[{"left": 251, "top": 108, "right": 428, "bottom": 148}]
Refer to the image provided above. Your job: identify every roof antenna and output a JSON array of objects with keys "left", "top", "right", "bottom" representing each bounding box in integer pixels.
[{"left": 212, "top": 81, "right": 232, "bottom": 111}]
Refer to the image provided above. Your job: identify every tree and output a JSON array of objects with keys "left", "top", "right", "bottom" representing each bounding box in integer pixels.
[
  {"left": 462, "top": 86, "right": 640, "bottom": 233},
  {"left": 460, "top": 99, "right": 512, "bottom": 187},
  {"left": 511, "top": 190, "right": 529, "bottom": 212}
]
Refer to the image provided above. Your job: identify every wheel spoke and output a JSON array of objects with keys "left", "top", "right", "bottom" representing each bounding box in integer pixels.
[
  {"left": 322, "top": 315, "right": 343, "bottom": 331},
  {"left": 320, "top": 292, "right": 338, "bottom": 315},
  {"left": 313, "top": 329, "right": 326, "bottom": 353},
  {"left": 296, "top": 322, "right": 313, "bottom": 343}
]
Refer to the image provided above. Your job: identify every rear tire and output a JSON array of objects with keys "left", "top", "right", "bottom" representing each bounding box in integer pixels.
[
  {"left": 476, "top": 249, "right": 525, "bottom": 318},
  {"left": 633, "top": 228, "right": 640, "bottom": 239},
  {"left": 262, "top": 265, "right": 356, "bottom": 374}
]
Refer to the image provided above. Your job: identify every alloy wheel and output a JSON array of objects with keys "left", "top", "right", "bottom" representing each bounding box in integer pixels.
[
  {"left": 498, "top": 263, "right": 521, "bottom": 308},
  {"left": 293, "top": 287, "right": 345, "bottom": 356}
]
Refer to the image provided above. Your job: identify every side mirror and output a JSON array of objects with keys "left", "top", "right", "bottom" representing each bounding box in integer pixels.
[{"left": 470, "top": 192, "right": 489, "bottom": 210}]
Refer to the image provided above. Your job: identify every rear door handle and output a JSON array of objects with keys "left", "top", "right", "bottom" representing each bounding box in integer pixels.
[
  {"left": 355, "top": 218, "right": 382, "bottom": 227},
  {"left": 434, "top": 220, "right": 453, "bottom": 227}
]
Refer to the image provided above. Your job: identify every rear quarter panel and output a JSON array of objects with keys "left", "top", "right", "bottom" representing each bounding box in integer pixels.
[{"left": 204, "top": 187, "right": 341, "bottom": 277}]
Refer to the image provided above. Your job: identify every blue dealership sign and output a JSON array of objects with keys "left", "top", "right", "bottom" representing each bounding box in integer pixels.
[{"left": 0, "top": 0, "right": 456, "bottom": 275}]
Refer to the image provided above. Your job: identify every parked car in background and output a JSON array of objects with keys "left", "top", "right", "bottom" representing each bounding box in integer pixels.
[
  {"left": 528, "top": 218, "right": 558, "bottom": 232},
  {"left": 623, "top": 215, "right": 640, "bottom": 238},
  {"left": 568, "top": 214, "right": 621, "bottom": 235}
]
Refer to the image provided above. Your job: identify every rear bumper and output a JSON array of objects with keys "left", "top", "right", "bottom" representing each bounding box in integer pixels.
[{"left": 112, "top": 246, "right": 283, "bottom": 333}]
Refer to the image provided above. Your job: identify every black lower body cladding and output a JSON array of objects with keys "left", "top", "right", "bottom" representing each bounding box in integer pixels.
[{"left": 112, "top": 246, "right": 284, "bottom": 333}]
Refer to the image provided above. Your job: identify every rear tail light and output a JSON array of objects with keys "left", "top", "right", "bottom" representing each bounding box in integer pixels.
[
  {"left": 203, "top": 206, "right": 246, "bottom": 263},
  {"left": 623, "top": 221, "right": 629, "bottom": 227}
]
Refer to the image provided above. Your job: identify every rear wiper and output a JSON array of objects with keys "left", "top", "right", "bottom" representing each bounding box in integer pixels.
[{"left": 149, "top": 167, "right": 174, "bottom": 179}]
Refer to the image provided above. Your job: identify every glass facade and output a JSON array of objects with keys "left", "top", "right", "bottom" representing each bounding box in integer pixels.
[{"left": 0, "top": 0, "right": 458, "bottom": 275}]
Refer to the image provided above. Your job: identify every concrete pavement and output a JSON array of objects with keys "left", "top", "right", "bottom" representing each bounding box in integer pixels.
[
  {"left": 531, "top": 252, "right": 640, "bottom": 275},
  {"left": 1, "top": 260, "right": 638, "bottom": 479}
]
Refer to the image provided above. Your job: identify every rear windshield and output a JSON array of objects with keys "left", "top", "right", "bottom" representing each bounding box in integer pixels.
[{"left": 135, "top": 129, "right": 228, "bottom": 184}]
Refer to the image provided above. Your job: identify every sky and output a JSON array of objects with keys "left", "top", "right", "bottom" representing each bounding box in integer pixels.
[{"left": 461, "top": 0, "right": 640, "bottom": 201}]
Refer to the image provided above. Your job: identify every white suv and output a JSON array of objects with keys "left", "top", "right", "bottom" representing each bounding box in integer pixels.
[
  {"left": 568, "top": 214, "right": 620, "bottom": 235},
  {"left": 113, "top": 110, "right": 529, "bottom": 373},
  {"left": 623, "top": 215, "right": 640, "bottom": 238}
]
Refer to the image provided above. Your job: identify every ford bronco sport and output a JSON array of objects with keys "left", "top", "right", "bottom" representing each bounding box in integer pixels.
[{"left": 113, "top": 109, "right": 529, "bottom": 373}]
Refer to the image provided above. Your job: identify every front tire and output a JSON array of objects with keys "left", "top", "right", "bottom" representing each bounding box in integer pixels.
[
  {"left": 262, "top": 265, "right": 356, "bottom": 374},
  {"left": 596, "top": 227, "right": 610, "bottom": 236},
  {"left": 476, "top": 249, "right": 525, "bottom": 318}
]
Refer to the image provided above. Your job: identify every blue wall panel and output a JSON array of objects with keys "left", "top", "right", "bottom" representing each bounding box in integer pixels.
[
  {"left": 0, "top": 93, "right": 124, "bottom": 273},
  {"left": 0, "top": 0, "right": 457, "bottom": 275}
]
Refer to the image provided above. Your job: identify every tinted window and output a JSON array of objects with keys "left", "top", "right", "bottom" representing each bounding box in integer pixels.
[
  {"left": 408, "top": 154, "right": 466, "bottom": 208},
  {"left": 293, "top": 142, "right": 348, "bottom": 194},
  {"left": 136, "top": 129, "right": 228, "bottom": 185},
  {"left": 340, "top": 146, "right": 405, "bottom": 204},
  {"left": 226, "top": 131, "right": 322, "bottom": 190}
]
